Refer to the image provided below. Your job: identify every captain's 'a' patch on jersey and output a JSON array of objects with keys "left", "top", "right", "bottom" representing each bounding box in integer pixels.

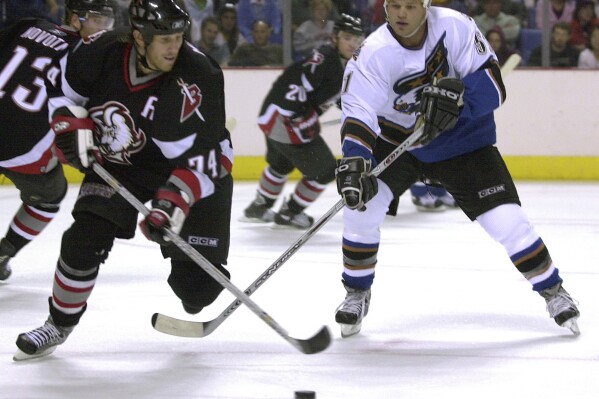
[{"left": 392, "top": 35, "right": 450, "bottom": 115}]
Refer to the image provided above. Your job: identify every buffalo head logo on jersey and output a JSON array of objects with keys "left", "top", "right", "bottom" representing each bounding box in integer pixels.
[
  {"left": 392, "top": 37, "right": 450, "bottom": 116},
  {"left": 89, "top": 101, "right": 146, "bottom": 165}
]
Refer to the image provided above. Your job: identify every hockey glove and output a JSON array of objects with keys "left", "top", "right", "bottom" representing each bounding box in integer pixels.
[
  {"left": 335, "top": 157, "right": 378, "bottom": 211},
  {"left": 52, "top": 106, "right": 101, "bottom": 171},
  {"left": 140, "top": 184, "right": 190, "bottom": 245},
  {"left": 288, "top": 106, "right": 321, "bottom": 140},
  {"left": 419, "top": 77, "right": 465, "bottom": 145}
]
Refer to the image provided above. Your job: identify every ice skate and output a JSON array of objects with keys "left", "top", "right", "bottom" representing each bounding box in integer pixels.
[
  {"left": 0, "top": 255, "right": 12, "bottom": 281},
  {"left": 436, "top": 192, "right": 458, "bottom": 208},
  {"left": 411, "top": 193, "right": 444, "bottom": 212},
  {"left": 239, "top": 195, "right": 275, "bottom": 223},
  {"left": 14, "top": 317, "right": 74, "bottom": 361},
  {"left": 0, "top": 238, "right": 16, "bottom": 281},
  {"left": 540, "top": 282, "right": 580, "bottom": 335},
  {"left": 335, "top": 283, "right": 371, "bottom": 338},
  {"left": 273, "top": 202, "right": 314, "bottom": 229}
]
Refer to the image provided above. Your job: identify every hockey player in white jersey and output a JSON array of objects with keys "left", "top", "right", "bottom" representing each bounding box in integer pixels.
[{"left": 333, "top": 0, "right": 580, "bottom": 337}]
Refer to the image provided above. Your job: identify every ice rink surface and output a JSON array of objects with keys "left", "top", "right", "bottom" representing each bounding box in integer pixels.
[{"left": 0, "top": 180, "right": 598, "bottom": 399}]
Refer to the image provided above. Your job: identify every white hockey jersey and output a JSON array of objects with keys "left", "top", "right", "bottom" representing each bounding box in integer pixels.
[{"left": 340, "top": 6, "right": 506, "bottom": 163}]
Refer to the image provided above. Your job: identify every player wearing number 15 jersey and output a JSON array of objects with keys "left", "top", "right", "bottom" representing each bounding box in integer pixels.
[{"left": 0, "top": 0, "right": 116, "bottom": 281}]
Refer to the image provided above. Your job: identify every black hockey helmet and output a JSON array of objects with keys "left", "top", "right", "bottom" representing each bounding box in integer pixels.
[
  {"left": 65, "top": 0, "right": 116, "bottom": 17},
  {"left": 333, "top": 14, "right": 364, "bottom": 36},
  {"left": 129, "top": 0, "right": 190, "bottom": 44}
]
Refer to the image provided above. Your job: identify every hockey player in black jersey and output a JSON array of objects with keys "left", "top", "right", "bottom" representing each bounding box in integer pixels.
[
  {"left": 14, "top": 0, "right": 234, "bottom": 361},
  {"left": 241, "top": 14, "right": 365, "bottom": 229},
  {"left": 0, "top": 0, "right": 116, "bottom": 281}
]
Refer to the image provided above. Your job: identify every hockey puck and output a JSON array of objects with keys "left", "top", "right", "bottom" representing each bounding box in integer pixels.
[{"left": 295, "top": 391, "right": 316, "bottom": 399}]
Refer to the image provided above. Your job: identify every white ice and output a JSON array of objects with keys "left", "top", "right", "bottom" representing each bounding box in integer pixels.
[{"left": 0, "top": 181, "right": 598, "bottom": 399}]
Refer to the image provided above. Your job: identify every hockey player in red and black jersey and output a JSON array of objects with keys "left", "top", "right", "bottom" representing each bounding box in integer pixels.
[
  {"left": 0, "top": 0, "right": 116, "bottom": 281},
  {"left": 241, "top": 14, "right": 365, "bottom": 229},
  {"left": 14, "top": 0, "right": 234, "bottom": 361}
]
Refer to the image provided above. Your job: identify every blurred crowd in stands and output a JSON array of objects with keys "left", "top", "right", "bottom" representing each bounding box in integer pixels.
[{"left": 2, "top": 0, "right": 598, "bottom": 68}]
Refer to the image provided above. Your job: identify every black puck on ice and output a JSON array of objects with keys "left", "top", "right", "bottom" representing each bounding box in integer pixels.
[{"left": 295, "top": 391, "right": 316, "bottom": 399}]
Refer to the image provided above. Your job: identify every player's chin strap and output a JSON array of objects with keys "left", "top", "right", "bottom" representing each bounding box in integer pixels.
[
  {"left": 134, "top": 43, "right": 162, "bottom": 74},
  {"left": 397, "top": 14, "right": 428, "bottom": 39},
  {"left": 384, "top": 1, "right": 429, "bottom": 40}
]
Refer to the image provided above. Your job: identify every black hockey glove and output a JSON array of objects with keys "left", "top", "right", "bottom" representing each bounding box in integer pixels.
[
  {"left": 335, "top": 157, "right": 378, "bottom": 211},
  {"left": 140, "top": 184, "right": 190, "bottom": 245},
  {"left": 52, "top": 105, "right": 101, "bottom": 172},
  {"left": 419, "top": 77, "right": 465, "bottom": 145}
]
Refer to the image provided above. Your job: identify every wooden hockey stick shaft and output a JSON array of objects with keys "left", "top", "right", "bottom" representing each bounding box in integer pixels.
[
  {"left": 152, "top": 124, "right": 425, "bottom": 338},
  {"left": 92, "top": 163, "right": 331, "bottom": 354}
]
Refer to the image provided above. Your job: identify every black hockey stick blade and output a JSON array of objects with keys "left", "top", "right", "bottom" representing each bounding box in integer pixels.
[{"left": 294, "top": 325, "right": 332, "bottom": 355}]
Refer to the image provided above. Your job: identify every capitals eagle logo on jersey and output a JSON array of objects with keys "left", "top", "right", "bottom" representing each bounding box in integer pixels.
[
  {"left": 89, "top": 101, "right": 146, "bottom": 165},
  {"left": 392, "top": 36, "right": 450, "bottom": 116}
]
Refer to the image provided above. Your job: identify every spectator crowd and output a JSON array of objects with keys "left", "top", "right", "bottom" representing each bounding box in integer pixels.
[{"left": 2, "top": 0, "right": 598, "bottom": 68}]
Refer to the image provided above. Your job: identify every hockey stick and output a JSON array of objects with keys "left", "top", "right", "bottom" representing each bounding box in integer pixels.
[
  {"left": 152, "top": 124, "right": 425, "bottom": 338},
  {"left": 321, "top": 118, "right": 341, "bottom": 127},
  {"left": 225, "top": 117, "right": 237, "bottom": 131},
  {"left": 91, "top": 163, "right": 331, "bottom": 355},
  {"left": 500, "top": 53, "right": 522, "bottom": 76}
]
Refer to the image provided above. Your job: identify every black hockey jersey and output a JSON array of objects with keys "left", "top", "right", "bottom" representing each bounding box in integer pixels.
[
  {"left": 260, "top": 44, "right": 344, "bottom": 116},
  {"left": 257, "top": 44, "right": 345, "bottom": 143},
  {"left": 0, "top": 19, "right": 82, "bottom": 171},
  {"left": 47, "top": 28, "right": 233, "bottom": 202}
]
